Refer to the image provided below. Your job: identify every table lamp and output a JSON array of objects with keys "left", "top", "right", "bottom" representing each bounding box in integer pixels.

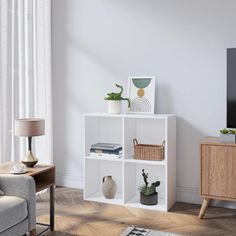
[{"left": 15, "top": 118, "right": 45, "bottom": 167}]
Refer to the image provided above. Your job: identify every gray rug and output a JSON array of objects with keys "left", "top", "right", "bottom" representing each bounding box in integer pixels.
[{"left": 121, "top": 226, "right": 181, "bottom": 236}]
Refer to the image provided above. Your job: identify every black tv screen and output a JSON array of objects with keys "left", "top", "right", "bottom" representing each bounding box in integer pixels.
[{"left": 227, "top": 48, "right": 236, "bottom": 128}]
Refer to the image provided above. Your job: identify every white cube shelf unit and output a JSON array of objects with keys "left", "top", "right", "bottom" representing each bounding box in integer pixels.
[{"left": 84, "top": 113, "right": 176, "bottom": 211}]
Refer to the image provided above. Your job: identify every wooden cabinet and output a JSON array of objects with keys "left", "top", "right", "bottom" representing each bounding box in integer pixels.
[{"left": 199, "top": 137, "right": 236, "bottom": 218}]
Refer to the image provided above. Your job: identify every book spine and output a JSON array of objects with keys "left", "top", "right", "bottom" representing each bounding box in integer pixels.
[
  {"left": 89, "top": 152, "right": 122, "bottom": 159},
  {"left": 90, "top": 148, "right": 122, "bottom": 155},
  {"left": 91, "top": 145, "right": 122, "bottom": 151}
]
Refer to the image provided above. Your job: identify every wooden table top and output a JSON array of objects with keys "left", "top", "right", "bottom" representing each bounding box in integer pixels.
[
  {"left": 0, "top": 162, "right": 55, "bottom": 176},
  {"left": 201, "top": 136, "right": 236, "bottom": 147}
]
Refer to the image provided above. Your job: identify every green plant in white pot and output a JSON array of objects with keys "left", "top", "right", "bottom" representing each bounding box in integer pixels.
[
  {"left": 220, "top": 128, "right": 236, "bottom": 142},
  {"left": 104, "top": 84, "right": 130, "bottom": 114}
]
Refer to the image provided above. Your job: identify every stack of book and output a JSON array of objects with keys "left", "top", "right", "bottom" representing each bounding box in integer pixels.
[{"left": 90, "top": 143, "right": 122, "bottom": 159}]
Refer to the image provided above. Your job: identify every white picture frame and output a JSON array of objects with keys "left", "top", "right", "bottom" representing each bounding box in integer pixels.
[{"left": 127, "top": 76, "right": 155, "bottom": 114}]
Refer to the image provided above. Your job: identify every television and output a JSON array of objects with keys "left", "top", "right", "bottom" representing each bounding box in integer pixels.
[{"left": 227, "top": 48, "right": 236, "bottom": 128}]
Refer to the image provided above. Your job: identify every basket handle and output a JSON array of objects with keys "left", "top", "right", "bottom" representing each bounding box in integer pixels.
[
  {"left": 133, "top": 138, "right": 138, "bottom": 146},
  {"left": 162, "top": 140, "right": 165, "bottom": 147}
]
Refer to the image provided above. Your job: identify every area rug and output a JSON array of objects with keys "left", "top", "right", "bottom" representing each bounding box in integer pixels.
[{"left": 121, "top": 226, "right": 181, "bottom": 236}]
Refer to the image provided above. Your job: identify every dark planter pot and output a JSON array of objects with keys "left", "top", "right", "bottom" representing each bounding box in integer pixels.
[{"left": 140, "top": 192, "right": 158, "bottom": 205}]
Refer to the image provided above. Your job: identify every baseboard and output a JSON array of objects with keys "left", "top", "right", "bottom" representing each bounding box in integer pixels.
[
  {"left": 177, "top": 186, "right": 236, "bottom": 209},
  {"left": 177, "top": 186, "right": 202, "bottom": 204},
  {"left": 56, "top": 173, "right": 83, "bottom": 189}
]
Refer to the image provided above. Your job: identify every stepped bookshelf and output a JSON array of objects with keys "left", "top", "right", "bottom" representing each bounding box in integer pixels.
[{"left": 83, "top": 113, "right": 176, "bottom": 211}]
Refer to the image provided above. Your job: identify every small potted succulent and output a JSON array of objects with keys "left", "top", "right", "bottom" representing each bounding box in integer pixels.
[
  {"left": 104, "top": 84, "right": 130, "bottom": 114},
  {"left": 139, "top": 169, "right": 160, "bottom": 205},
  {"left": 220, "top": 128, "right": 236, "bottom": 142}
]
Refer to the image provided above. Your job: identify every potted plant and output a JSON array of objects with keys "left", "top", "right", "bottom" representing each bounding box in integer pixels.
[
  {"left": 104, "top": 84, "right": 130, "bottom": 114},
  {"left": 139, "top": 169, "right": 160, "bottom": 205},
  {"left": 220, "top": 128, "right": 236, "bottom": 142}
]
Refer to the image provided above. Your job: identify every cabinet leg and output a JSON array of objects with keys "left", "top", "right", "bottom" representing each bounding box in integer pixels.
[{"left": 199, "top": 198, "right": 211, "bottom": 219}]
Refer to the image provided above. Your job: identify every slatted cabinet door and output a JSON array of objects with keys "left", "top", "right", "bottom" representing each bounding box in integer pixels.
[
  {"left": 228, "top": 146, "right": 236, "bottom": 198},
  {"left": 201, "top": 144, "right": 236, "bottom": 199}
]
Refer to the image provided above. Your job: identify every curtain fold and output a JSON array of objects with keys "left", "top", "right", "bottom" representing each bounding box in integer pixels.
[
  {"left": 0, "top": 0, "right": 8, "bottom": 163},
  {"left": 0, "top": 0, "right": 53, "bottom": 164}
]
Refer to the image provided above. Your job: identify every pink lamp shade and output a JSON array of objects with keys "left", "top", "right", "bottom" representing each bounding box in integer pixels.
[{"left": 15, "top": 118, "right": 45, "bottom": 137}]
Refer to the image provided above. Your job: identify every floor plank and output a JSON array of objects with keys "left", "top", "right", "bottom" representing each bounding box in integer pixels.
[{"left": 36, "top": 187, "right": 236, "bottom": 236}]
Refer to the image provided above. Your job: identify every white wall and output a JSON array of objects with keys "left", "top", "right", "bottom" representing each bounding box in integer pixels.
[{"left": 52, "top": 0, "right": 236, "bottom": 205}]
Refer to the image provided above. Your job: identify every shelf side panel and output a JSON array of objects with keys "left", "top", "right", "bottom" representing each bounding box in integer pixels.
[
  {"left": 124, "top": 118, "right": 136, "bottom": 158},
  {"left": 166, "top": 116, "right": 176, "bottom": 210},
  {"left": 124, "top": 163, "right": 136, "bottom": 202},
  {"left": 84, "top": 159, "right": 100, "bottom": 198},
  {"left": 85, "top": 117, "right": 99, "bottom": 156}
]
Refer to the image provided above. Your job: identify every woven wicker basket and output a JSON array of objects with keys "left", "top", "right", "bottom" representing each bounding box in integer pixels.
[{"left": 133, "top": 139, "right": 165, "bottom": 161}]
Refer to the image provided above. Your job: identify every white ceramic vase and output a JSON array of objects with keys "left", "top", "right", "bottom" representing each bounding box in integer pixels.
[
  {"left": 220, "top": 133, "right": 236, "bottom": 142},
  {"left": 107, "top": 100, "right": 121, "bottom": 114},
  {"left": 102, "top": 176, "right": 117, "bottom": 199}
]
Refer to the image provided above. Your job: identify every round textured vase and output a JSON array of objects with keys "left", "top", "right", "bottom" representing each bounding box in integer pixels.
[
  {"left": 102, "top": 176, "right": 117, "bottom": 199},
  {"left": 140, "top": 192, "right": 158, "bottom": 205},
  {"left": 107, "top": 101, "right": 121, "bottom": 114}
]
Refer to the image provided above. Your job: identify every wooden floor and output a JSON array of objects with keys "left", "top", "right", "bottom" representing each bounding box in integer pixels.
[{"left": 36, "top": 187, "right": 236, "bottom": 236}]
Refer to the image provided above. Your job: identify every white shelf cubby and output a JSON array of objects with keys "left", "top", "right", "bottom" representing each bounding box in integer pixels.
[
  {"left": 84, "top": 158, "right": 123, "bottom": 205},
  {"left": 124, "top": 162, "right": 166, "bottom": 211},
  {"left": 84, "top": 115, "right": 123, "bottom": 157}
]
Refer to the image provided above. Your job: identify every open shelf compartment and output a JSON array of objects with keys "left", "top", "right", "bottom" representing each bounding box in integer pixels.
[
  {"left": 124, "top": 116, "right": 166, "bottom": 163},
  {"left": 84, "top": 158, "right": 123, "bottom": 205},
  {"left": 124, "top": 162, "right": 167, "bottom": 211},
  {"left": 85, "top": 115, "right": 123, "bottom": 158}
]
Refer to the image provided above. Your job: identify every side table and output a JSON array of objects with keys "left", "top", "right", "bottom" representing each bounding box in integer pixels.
[{"left": 0, "top": 162, "right": 55, "bottom": 235}]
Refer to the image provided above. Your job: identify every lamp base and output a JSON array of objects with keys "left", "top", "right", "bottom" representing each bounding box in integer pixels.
[
  {"left": 22, "top": 160, "right": 38, "bottom": 167},
  {"left": 22, "top": 151, "right": 38, "bottom": 167}
]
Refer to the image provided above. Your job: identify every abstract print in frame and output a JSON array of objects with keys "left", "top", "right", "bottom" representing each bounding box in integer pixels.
[{"left": 128, "top": 76, "right": 155, "bottom": 114}]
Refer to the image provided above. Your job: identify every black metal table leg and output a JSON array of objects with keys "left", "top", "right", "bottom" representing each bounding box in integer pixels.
[
  {"left": 50, "top": 185, "right": 55, "bottom": 231},
  {"left": 36, "top": 186, "right": 55, "bottom": 235}
]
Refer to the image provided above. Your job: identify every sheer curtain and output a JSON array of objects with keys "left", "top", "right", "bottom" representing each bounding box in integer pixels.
[{"left": 0, "top": 0, "right": 53, "bottom": 164}]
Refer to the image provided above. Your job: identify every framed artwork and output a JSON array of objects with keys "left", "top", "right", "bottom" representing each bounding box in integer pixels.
[{"left": 128, "top": 76, "right": 155, "bottom": 114}]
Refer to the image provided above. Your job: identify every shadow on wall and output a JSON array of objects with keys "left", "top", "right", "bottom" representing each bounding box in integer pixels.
[
  {"left": 155, "top": 81, "right": 175, "bottom": 114},
  {"left": 154, "top": 80, "right": 204, "bottom": 192},
  {"left": 154, "top": 80, "right": 204, "bottom": 194},
  {"left": 52, "top": 0, "right": 69, "bottom": 175},
  {"left": 66, "top": 37, "right": 125, "bottom": 111},
  {"left": 52, "top": 0, "right": 88, "bottom": 179},
  {"left": 176, "top": 117, "right": 204, "bottom": 190},
  {"left": 52, "top": 0, "right": 125, "bottom": 180}
]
